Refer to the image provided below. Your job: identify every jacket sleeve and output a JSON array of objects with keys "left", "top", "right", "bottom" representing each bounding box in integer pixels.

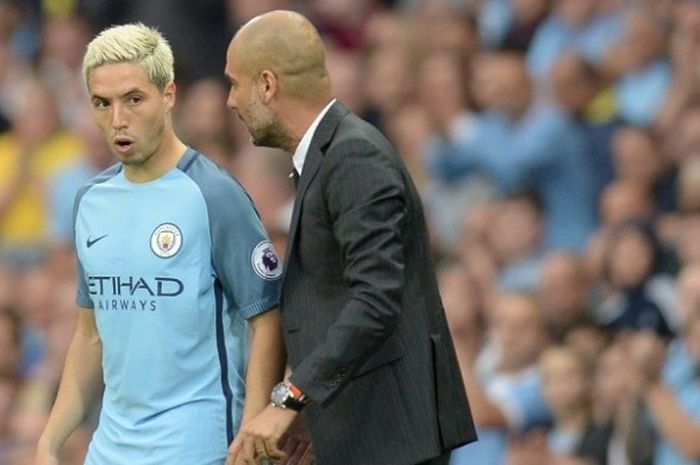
[{"left": 289, "top": 136, "right": 407, "bottom": 406}]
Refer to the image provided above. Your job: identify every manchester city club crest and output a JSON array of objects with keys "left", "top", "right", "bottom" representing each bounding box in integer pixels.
[
  {"left": 251, "top": 240, "right": 282, "bottom": 280},
  {"left": 150, "top": 223, "right": 183, "bottom": 258}
]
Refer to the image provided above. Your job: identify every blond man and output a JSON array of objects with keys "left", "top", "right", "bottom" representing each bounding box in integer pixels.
[{"left": 35, "top": 23, "right": 285, "bottom": 465}]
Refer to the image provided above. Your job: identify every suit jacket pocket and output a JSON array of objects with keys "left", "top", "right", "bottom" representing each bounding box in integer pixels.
[{"left": 352, "top": 334, "right": 404, "bottom": 379}]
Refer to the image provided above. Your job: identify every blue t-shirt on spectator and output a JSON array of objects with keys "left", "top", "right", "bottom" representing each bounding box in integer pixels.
[
  {"left": 427, "top": 105, "right": 595, "bottom": 251},
  {"left": 616, "top": 60, "right": 673, "bottom": 126}
]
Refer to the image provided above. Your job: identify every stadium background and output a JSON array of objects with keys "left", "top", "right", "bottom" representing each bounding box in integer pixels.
[{"left": 1, "top": 0, "right": 700, "bottom": 464}]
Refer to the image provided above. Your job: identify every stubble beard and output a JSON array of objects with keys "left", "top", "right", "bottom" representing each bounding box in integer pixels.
[{"left": 247, "top": 89, "right": 294, "bottom": 152}]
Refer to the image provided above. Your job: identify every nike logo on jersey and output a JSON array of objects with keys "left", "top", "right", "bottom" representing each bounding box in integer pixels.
[{"left": 87, "top": 234, "right": 108, "bottom": 248}]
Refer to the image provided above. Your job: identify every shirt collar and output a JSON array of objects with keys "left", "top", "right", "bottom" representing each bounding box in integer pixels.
[{"left": 292, "top": 98, "right": 336, "bottom": 175}]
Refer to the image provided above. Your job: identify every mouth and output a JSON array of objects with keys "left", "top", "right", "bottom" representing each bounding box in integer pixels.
[{"left": 113, "top": 136, "right": 135, "bottom": 154}]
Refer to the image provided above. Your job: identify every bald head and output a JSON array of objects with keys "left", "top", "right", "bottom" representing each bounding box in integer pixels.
[{"left": 229, "top": 10, "right": 331, "bottom": 101}]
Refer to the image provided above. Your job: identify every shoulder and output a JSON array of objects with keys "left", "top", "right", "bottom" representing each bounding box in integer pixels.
[
  {"left": 73, "top": 162, "right": 122, "bottom": 210},
  {"left": 327, "top": 111, "right": 397, "bottom": 160},
  {"left": 177, "top": 148, "right": 258, "bottom": 217}
]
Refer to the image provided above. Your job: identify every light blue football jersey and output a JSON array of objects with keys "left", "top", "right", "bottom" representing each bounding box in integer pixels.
[{"left": 73, "top": 148, "right": 282, "bottom": 465}]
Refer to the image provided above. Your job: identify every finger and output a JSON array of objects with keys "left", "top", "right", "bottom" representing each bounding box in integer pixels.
[
  {"left": 243, "top": 437, "right": 257, "bottom": 465},
  {"left": 264, "top": 438, "right": 287, "bottom": 461},
  {"left": 254, "top": 438, "right": 270, "bottom": 461},
  {"left": 227, "top": 438, "right": 243, "bottom": 465}
]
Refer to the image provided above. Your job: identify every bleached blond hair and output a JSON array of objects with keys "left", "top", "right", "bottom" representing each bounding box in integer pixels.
[{"left": 82, "top": 23, "right": 174, "bottom": 91}]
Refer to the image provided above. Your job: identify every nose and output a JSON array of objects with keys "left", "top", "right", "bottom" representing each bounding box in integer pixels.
[
  {"left": 226, "top": 89, "right": 237, "bottom": 110},
  {"left": 111, "top": 102, "right": 128, "bottom": 130}
]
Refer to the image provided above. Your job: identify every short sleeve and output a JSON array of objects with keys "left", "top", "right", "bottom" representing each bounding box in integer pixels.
[
  {"left": 185, "top": 156, "right": 281, "bottom": 319},
  {"left": 75, "top": 259, "right": 94, "bottom": 308},
  {"left": 73, "top": 179, "right": 96, "bottom": 309}
]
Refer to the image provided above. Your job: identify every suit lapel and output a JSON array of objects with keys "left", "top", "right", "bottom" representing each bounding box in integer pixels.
[{"left": 281, "top": 101, "right": 349, "bottom": 287}]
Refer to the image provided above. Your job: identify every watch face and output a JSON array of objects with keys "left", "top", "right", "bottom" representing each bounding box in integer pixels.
[{"left": 271, "top": 383, "right": 290, "bottom": 404}]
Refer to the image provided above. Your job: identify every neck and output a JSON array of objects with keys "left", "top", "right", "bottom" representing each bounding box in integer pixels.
[
  {"left": 124, "top": 130, "right": 187, "bottom": 183},
  {"left": 282, "top": 97, "right": 333, "bottom": 153}
]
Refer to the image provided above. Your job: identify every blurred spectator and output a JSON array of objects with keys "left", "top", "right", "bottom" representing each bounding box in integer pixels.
[
  {"left": 485, "top": 193, "right": 546, "bottom": 292},
  {"left": 599, "top": 181, "right": 656, "bottom": 229},
  {"left": 609, "top": 7, "right": 672, "bottom": 126},
  {"left": 476, "top": 0, "right": 513, "bottom": 49},
  {"left": 362, "top": 42, "right": 417, "bottom": 132},
  {"left": 229, "top": 144, "right": 294, "bottom": 256},
  {"left": 511, "top": 345, "right": 608, "bottom": 465},
  {"left": 0, "top": 79, "right": 83, "bottom": 269},
  {"left": 428, "top": 52, "right": 595, "bottom": 251},
  {"left": 37, "top": 14, "right": 93, "bottom": 126},
  {"left": 611, "top": 126, "right": 676, "bottom": 212},
  {"left": 439, "top": 261, "right": 486, "bottom": 391},
  {"left": 538, "top": 252, "right": 593, "bottom": 342},
  {"left": 0, "top": 0, "right": 33, "bottom": 132},
  {"left": 324, "top": 45, "right": 364, "bottom": 115},
  {"left": 500, "top": 0, "right": 549, "bottom": 53},
  {"left": 417, "top": 50, "right": 493, "bottom": 252},
  {"left": 592, "top": 339, "right": 655, "bottom": 465},
  {"left": 668, "top": 107, "right": 700, "bottom": 164},
  {"left": 0, "top": 0, "right": 39, "bottom": 61},
  {"left": 413, "top": 5, "right": 480, "bottom": 61},
  {"left": 14, "top": 266, "right": 53, "bottom": 378},
  {"left": 550, "top": 52, "right": 618, "bottom": 208},
  {"left": 595, "top": 222, "right": 678, "bottom": 336},
  {"left": 585, "top": 180, "right": 655, "bottom": 282},
  {"left": 177, "top": 77, "right": 236, "bottom": 169},
  {"left": 527, "top": 0, "right": 623, "bottom": 82},
  {"left": 451, "top": 292, "right": 551, "bottom": 465},
  {"left": 630, "top": 321, "right": 700, "bottom": 465},
  {"left": 656, "top": 1, "right": 700, "bottom": 134},
  {"left": 670, "top": 214, "right": 700, "bottom": 269},
  {"left": 311, "top": 0, "right": 378, "bottom": 50}
]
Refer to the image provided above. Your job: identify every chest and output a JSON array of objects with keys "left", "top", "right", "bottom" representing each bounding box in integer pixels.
[{"left": 75, "top": 181, "right": 211, "bottom": 278}]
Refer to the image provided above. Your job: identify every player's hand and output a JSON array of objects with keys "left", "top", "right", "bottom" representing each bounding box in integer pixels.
[{"left": 227, "top": 404, "right": 297, "bottom": 465}]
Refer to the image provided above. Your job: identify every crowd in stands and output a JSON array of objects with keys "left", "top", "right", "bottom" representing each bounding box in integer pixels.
[{"left": 1, "top": 0, "right": 700, "bottom": 464}]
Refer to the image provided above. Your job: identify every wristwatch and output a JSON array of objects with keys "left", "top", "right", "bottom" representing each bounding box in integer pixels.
[{"left": 270, "top": 381, "right": 307, "bottom": 412}]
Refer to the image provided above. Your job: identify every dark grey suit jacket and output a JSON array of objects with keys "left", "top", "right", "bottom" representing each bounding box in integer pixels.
[{"left": 283, "top": 101, "right": 476, "bottom": 465}]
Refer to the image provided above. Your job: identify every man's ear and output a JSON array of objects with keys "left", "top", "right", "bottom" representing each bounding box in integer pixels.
[
  {"left": 258, "top": 69, "right": 278, "bottom": 103},
  {"left": 163, "top": 81, "right": 177, "bottom": 109}
]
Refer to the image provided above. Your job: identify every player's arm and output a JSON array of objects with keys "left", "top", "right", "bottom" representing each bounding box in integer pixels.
[
  {"left": 227, "top": 308, "right": 288, "bottom": 465},
  {"left": 241, "top": 307, "right": 286, "bottom": 424},
  {"left": 35, "top": 308, "right": 103, "bottom": 465}
]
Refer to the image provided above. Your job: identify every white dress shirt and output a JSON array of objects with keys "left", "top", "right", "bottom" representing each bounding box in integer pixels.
[{"left": 292, "top": 99, "right": 336, "bottom": 175}]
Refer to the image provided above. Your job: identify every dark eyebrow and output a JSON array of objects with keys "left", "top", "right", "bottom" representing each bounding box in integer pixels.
[
  {"left": 121, "top": 87, "right": 144, "bottom": 98},
  {"left": 90, "top": 87, "right": 144, "bottom": 101}
]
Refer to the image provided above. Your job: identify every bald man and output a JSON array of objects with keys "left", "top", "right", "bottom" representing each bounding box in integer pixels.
[{"left": 224, "top": 10, "right": 476, "bottom": 465}]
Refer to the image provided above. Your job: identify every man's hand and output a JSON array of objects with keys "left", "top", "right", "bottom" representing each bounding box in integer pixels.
[{"left": 227, "top": 404, "right": 298, "bottom": 465}]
